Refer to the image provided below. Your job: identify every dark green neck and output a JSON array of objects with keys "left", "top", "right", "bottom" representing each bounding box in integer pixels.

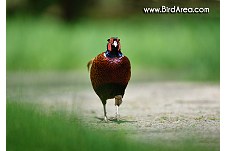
[{"left": 105, "top": 50, "right": 123, "bottom": 58}]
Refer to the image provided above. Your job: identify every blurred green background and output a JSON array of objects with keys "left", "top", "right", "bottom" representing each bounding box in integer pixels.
[
  {"left": 7, "top": 0, "right": 220, "bottom": 81},
  {"left": 6, "top": 0, "right": 220, "bottom": 151}
]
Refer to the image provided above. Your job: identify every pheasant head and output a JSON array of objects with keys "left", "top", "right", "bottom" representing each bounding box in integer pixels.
[{"left": 105, "top": 37, "right": 122, "bottom": 58}]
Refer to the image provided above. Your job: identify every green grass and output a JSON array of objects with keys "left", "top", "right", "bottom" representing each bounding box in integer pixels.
[
  {"left": 7, "top": 101, "right": 218, "bottom": 151},
  {"left": 7, "top": 14, "right": 219, "bottom": 81}
]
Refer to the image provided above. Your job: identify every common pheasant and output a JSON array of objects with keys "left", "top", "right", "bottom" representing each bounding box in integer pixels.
[{"left": 87, "top": 37, "right": 131, "bottom": 121}]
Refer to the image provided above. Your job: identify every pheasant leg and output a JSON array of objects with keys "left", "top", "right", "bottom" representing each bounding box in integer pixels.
[
  {"left": 103, "top": 104, "right": 108, "bottom": 122},
  {"left": 115, "top": 95, "right": 122, "bottom": 121}
]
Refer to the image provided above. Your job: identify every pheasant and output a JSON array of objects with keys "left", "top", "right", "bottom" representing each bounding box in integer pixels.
[{"left": 87, "top": 37, "right": 131, "bottom": 122}]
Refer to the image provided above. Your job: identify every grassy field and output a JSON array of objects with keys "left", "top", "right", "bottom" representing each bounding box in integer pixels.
[
  {"left": 6, "top": 12, "right": 220, "bottom": 150},
  {"left": 7, "top": 101, "right": 217, "bottom": 151},
  {"left": 7, "top": 14, "right": 219, "bottom": 81}
]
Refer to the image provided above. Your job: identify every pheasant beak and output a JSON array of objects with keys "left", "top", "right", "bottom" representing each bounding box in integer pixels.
[{"left": 113, "top": 41, "right": 118, "bottom": 47}]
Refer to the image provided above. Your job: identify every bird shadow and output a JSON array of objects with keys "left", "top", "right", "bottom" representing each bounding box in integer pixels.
[{"left": 94, "top": 116, "right": 137, "bottom": 124}]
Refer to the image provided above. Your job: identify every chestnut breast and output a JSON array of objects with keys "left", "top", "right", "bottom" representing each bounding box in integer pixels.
[{"left": 90, "top": 52, "right": 131, "bottom": 91}]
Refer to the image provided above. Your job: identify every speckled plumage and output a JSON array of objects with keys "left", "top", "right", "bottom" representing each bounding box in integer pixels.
[
  {"left": 90, "top": 52, "right": 131, "bottom": 104},
  {"left": 87, "top": 37, "right": 131, "bottom": 121}
]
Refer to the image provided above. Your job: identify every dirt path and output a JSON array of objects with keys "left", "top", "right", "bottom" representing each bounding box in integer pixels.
[{"left": 7, "top": 72, "right": 220, "bottom": 148}]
